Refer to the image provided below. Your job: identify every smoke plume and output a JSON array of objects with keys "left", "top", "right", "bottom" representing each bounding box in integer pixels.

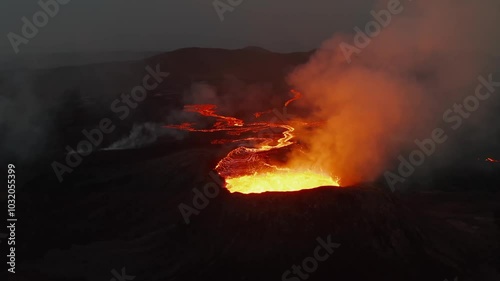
[{"left": 287, "top": 0, "right": 500, "bottom": 185}]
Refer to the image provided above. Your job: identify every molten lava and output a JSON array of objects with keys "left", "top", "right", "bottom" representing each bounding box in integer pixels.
[
  {"left": 284, "top": 89, "right": 302, "bottom": 107},
  {"left": 165, "top": 90, "right": 341, "bottom": 194},
  {"left": 225, "top": 170, "right": 339, "bottom": 194}
]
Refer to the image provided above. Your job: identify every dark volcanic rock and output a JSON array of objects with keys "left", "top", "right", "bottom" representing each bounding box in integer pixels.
[{"left": 18, "top": 173, "right": 497, "bottom": 281}]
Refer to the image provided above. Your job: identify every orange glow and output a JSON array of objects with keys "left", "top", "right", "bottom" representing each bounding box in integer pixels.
[
  {"left": 165, "top": 104, "right": 244, "bottom": 131},
  {"left": 165, "top": 90, "right": 341, "bottom": 194},
  {"left": 284, "top": 89, "right": 302, "bottom": 107},
  {"left": 225, "top": 170, "right": 340, "bottom": 194}
]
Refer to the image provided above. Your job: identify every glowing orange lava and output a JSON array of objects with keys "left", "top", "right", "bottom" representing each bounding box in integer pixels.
[
  {"left": 285, "top": 89, "right": 302, "bottom": 107},
  {"left": 165, "top": 90, "right": 341, "bottom": 194},
  {"left": 225, "top": 170, "right": 340, "bottom": 194}
]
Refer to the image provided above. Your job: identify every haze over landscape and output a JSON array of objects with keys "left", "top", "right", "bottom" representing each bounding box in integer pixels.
[
  {"left": 1, "top": 1, "right": 500, "bottom": 280},
  {"left": 0, "top": 0, "right": 379, "bottom": 55}
]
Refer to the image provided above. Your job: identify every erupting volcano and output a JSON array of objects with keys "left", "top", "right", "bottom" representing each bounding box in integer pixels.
[{"left": 165, "top": 90, "right": 340, "bottom": 194}]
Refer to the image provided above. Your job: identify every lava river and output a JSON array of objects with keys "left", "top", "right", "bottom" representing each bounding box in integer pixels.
[{"left": 165, "top": 90, "right": 340, "bottom": 194}]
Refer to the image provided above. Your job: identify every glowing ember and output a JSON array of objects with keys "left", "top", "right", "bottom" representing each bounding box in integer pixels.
[
  {"left": 225, "top": 170, "right": 339, "bottom": 194},
  {"left": 165, "top": 89, "right": 341, "bottom": 194},
  {"left": 486, "top": 157, "right": 500, "bottom": 163}
]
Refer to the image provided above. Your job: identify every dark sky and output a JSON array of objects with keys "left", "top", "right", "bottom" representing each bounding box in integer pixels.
[{"left": 1, "top": 0, "right": 376, "bottom": 56}]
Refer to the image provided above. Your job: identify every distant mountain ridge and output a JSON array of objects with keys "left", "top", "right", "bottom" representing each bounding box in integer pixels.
[{"left": 0, "top": 51, "right": 161, "bottom": 70}]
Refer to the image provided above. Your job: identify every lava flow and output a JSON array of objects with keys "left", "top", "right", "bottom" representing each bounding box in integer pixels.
[
  {"left": 165, "top": 90, "right": 340, "bottom": 194},
  {"left": 486, "top": 157, "right": 500, "bottom": 163}
]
